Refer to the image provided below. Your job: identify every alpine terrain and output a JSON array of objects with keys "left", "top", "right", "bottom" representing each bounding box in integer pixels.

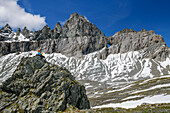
[{"left": 0, "top": 12, "right": 170, "bottom": 112}]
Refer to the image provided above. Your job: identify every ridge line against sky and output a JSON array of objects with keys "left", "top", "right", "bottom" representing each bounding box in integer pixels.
[{"left": 0, "top": 0, "right": 170, "bottom": 47}]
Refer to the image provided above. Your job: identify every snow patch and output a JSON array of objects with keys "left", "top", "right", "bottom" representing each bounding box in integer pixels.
[{"left": 93, "top": 94, "right": 170, "bottom": 109}]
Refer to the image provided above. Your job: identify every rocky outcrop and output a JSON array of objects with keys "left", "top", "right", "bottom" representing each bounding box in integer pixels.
[
  {"left": 106, "top": 28, "right": 169, "bottom": 61},
  {"left": 21, "top": 27, "right": 33, "bottom": 39},
  {"left": 0, "top": 24, "right": 12, "bottom": 34},
  {"left": 61, "top": 12, "right": 105, "bottom": 38},
  {"left": 0, "top": 56, "right": 90, "bottom": 112},
  {"left": 0, "top": 41, "right": 38, "bottom": 56},
  {"left": 54, "top": 22, "right": 62, "bottom": 38},
  {"left": 0, "top": 24, "right": 13, "bottom": 41},
  {"left": 16, "top": 28, "right": 21, "bottom": 36}
]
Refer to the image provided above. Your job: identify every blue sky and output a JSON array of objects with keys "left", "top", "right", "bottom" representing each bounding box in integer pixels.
[{"left": 0, "top": 0, "right": 169, "bottom": 46}]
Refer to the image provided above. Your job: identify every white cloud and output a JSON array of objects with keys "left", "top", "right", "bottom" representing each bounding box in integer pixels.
[{"left": 0, "top": 0, "right": 46, "bottom": 30}]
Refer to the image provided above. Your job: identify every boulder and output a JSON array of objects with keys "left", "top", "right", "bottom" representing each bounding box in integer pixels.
[{"left": 0, "top": 56, "right": 90, "bottom": 112}]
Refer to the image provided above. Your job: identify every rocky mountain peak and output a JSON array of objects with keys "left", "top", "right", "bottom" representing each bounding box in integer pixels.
[
  {"left": 54, "top": 22, "right": 62, "bottom": 33},
  {"left": 42, "top": 25, "right": 51, "bottom": 33},
  {"left": 70, "top": 12, "right": 79, "bottom": 18},
  {"left": 61, "top": 12, "right": 105, "bottom": 38},
  {"left": 0, "top": 24, "right": 13, "bottom": 34},
  {"left": 21, "top": 27, "right": 30, "bottom": 38},
  {"left": 119, "top": 28, "right": 136, "bottom": 33},
  {"left": 16, "top": 28, "right": 21, "bottom": 36},
  {"left": 69, "top": 12, "right": 88, "bottom": 22},
  {"left": 140, "top": 28, "right": 147, "bottom": 32},
  {"left": 21, "top": 27, "right": 30, "bottom": 35}
]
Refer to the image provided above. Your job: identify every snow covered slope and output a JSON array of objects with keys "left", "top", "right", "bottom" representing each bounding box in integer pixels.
[
  {"left": 0, "top": 50, "right": 169, "bottom": 85},
  {"left": 90, "top": 74, "right": 170, "bottom": 108},
  {"left": 45, "top": 49, "right": 170, "bottom": 82},
  {"left": 0, "top": 32, "right": 30, "bottom": 42}
]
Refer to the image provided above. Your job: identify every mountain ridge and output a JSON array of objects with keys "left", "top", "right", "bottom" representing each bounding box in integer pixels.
[{"left": 0, "top": 12, "right": 169, "bottom": 61}]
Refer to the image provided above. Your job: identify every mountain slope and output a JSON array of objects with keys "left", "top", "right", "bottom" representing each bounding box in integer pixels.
[
  {"left": 0, "top": 56, "right": 90, "bottom": 112},
  {"left": 0, "top": 12, "right": 170, "bottom": 110},
  {"left": 91, "top": 74, "right": 170, "bottom": 108},
  {"left": 0, "top": 51, "right": 169, "bottom": 111},
  {"left": 0, "top": 51, "right": 169, "bottom": 85}
]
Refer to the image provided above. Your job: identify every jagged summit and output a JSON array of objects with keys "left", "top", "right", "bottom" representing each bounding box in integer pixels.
[
  {"left": 62, "top": 12, "right": 105, "bottom": 38},
  {"left": 68, "top": 12, "right": 89, "bottom": 22},
  {"left": 0, "top": 13, "right": 169, "bottom": 61},
  {"left": 0, "top": 24, "right": 13, "bottom": 34}
]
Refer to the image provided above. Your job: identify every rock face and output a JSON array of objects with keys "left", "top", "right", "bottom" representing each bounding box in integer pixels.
[
  {"left": 0, "top": 13, "right": 106, "bottom": 58},
  {"left": 0, "top": 24, "right": 12, "bottom": 34},
  {"left": 106, "top": 28, "right": 169, "bottom": 61},
  {"left": 0, "top": 56, "right": 90, "bottom": 112},
  {"left": 0, "top": 13, "right": 169, "bottom": 61},
  {"left": 0, "top": 24, "right": 13, "bottom": 41},
  {"left": 21, "top": 27, "right": 33, "bottom": 39},
  {"left": 61, "top": 12, "right": 105, "bottom": 38}
]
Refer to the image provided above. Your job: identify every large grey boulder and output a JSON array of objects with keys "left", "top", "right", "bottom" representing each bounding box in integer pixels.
[{"left": 0, "top": 56, "right": 90, "bottom": 112}]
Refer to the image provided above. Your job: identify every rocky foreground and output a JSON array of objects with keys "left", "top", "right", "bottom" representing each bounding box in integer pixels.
[{"left": 0, "top": 56, "right": 90, "bottom": 112}]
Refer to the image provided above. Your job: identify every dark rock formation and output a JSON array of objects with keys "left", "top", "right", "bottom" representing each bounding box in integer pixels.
[
  {"left": 31, "top": 25, "right": 53, "bottom": 40},
  {"left": 0, "top": 24, "right": 13, "bottom": 41},
  {"left": 21, "top": 27, "right": 33, "bottom": 39},
  {"left": 0, "top": 24, "right": 12, "bottom": 34},
  {"left": 0, "top": 56, "right": 90, "bottom": 112},
  {"left": 0, "top": 35, "right": 6, "bottom": 41},
  {"left": 16, "top": 28, "right": 21, "bottom": 36}
]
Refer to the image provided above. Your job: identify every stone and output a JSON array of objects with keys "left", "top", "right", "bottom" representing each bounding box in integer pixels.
[
  {"left": 61, "top": 12, "right": 105, "bottom": 38},
  {"left": 107, "top": 28, "right": 169, "bottom": 61},
  {"left": 16, "top": 28, "right": 21, "bottom": 36},
  {"left": 0, "top": 24, "right": 12, "bottom": 34},
  {"left": 0, "top": 56, "right": 90, "bottom": 112}
]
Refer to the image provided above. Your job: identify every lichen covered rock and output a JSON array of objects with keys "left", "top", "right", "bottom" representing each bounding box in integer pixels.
[{"left": 0, "top": 56, "right": 90, "bottom": 112}]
